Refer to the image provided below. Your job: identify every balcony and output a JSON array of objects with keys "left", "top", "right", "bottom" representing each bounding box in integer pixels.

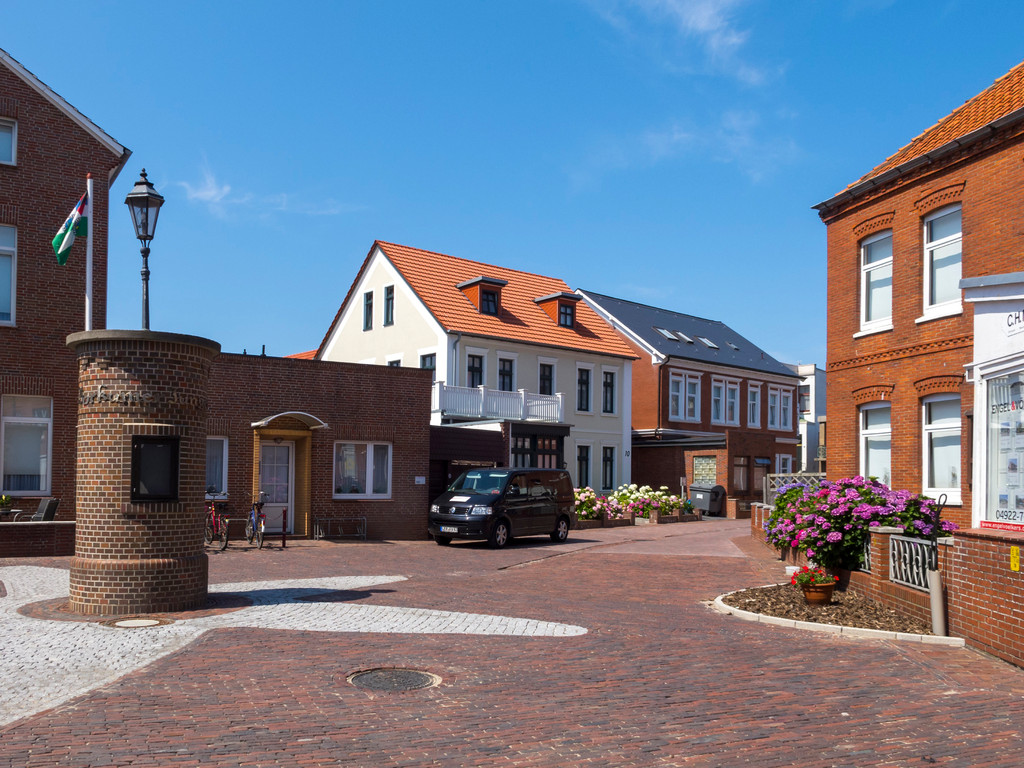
[{"left": 432, "top": 382, "right": 565, "bottom": 423}]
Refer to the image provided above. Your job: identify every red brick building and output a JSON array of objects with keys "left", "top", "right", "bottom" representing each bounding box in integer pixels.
[
  {"left": 579, "top": 290, "right": 800, "bottom": 516},
  {"left": 0, "top": 46, "right": 131, "bottom": 517},
  {"left": 814, "top": 60, "right": 1024, "bottom": 532}
]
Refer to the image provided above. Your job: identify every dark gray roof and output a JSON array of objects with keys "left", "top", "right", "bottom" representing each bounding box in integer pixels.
[{"left": 578, "top": 290, "right": 798, "bottom": 379}]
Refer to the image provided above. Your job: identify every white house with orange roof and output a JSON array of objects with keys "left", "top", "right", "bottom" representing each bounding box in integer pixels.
[{"left": 317, "top": 241, "right": 637, "bottom": 489}]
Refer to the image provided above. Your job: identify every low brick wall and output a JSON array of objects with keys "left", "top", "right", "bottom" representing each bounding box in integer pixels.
[
  {"left": 0, "top": 522, "right": 75, "bottom": 557},
  {"left": 946, "top": 528, "right": 1024, "bottom": 668},
  {"left": 752, "top": 502, "right": 1024, "bottom": 668}
]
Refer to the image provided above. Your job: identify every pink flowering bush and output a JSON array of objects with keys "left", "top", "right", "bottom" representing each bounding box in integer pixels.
[
  {"left": 611, "top": 483, "right": 686, "bottom": 518},
  {"left": 574, "top": 487, "right": 625, "bottom": 520},
  {"left": 764, "top": 476, "right": 958, "bottom": 571}
]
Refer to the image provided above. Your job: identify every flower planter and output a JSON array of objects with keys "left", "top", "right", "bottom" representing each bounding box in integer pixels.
[
  {"left": 575, "top": 519, "right": 603, "bottom": 530},
  {"left": 634, "top": 516, "right": 651, "bottom": 525},
  {"left": 604, "top": 518, "right": 631, "bottom": 528},
  {"left": 801, "top": 584, "right": 836, "bottom": 605},
  {"left": 656, "top": 515, "right": 680, "bottom": 524}
]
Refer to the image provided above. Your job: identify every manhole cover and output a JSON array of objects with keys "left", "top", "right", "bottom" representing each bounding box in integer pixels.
[
  {"left": 348, "top": 668, "right": 440, "bottom": 692},
  {"left": 102, "top": 617, "right": 172, "bottom": 628}
]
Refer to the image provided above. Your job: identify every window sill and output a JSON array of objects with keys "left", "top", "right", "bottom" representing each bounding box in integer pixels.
[
  {"left": 915, "top": 303, "right": 963, "bottom": 324},
  {"left": 853, "top": 324, "right": 893, "bottom": 339}
]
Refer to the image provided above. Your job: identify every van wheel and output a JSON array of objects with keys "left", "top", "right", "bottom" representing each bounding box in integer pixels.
[
  {"left": 434, "top": 535, "right": 452, "bottom": 546},
  {"left": 550, "top": 516, "right": 570, "bottom": 543},
  {"left": 488, "top": 519, "right": 510, "bottom": 549}
]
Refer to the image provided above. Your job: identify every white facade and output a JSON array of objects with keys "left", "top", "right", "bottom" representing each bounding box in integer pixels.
[
  {"left": 787, "top": 363, "right": 826, "bottom": 472},
  {"left": 319, "top": 244, "right": 633, "bottom": 489}
]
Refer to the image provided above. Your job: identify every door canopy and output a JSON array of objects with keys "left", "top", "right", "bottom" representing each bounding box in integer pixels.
[{"left": 250, "top": 411, "right": 328, "bottom": 430}]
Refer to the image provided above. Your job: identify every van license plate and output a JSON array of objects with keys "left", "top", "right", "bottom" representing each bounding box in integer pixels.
[{"left": 440, "top": 526, "right": 458, "bottom": 534}]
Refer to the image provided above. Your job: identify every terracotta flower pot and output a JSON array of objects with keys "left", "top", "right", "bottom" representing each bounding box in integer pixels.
[{"left": 801, "top": 583, "right": 836, "bottom": 605}]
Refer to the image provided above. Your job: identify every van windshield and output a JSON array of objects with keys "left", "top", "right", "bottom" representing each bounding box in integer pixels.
[{"left": 448, "top": 469, "right": 510, "bottom": 494}]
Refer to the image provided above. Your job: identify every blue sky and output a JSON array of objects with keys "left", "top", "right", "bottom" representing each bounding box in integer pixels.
[{"left": 6, "top": 1, "right": 1024, "bottom": 364}]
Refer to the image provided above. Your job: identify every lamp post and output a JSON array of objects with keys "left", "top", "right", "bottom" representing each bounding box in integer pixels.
[{"left": 124, "top": 169, "right": 165, "bottom": 331}]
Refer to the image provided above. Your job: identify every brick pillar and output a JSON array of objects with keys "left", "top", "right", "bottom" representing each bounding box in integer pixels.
[
  {"left": 868, "top": 525, "right": 901, "bottom": 583},
  {"left": 66, "top": 330, "right": 220, "bottom": 615}
]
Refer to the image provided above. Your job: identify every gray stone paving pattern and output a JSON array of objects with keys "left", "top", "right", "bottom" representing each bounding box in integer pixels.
[{"left": 0, "top": 565, "right": 586, "bottom": 728}]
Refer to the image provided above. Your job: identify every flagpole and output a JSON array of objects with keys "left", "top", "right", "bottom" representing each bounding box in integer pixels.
[{"left": 85, "top": 173, "right": 93, "bottom": 331}]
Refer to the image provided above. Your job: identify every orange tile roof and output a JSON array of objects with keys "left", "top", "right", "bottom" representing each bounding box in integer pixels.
[
  {"left": 323, "top": 241, "right": 637, "bottom": 359},
  {"left": 286, "top": 350, "right": 317, "bottom": 359},
  {"left": 856, "top": 59, "right": 1024, "bottom": 185}
]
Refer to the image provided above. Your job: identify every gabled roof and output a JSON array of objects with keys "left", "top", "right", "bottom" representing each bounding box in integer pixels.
[
  {"left": 817, "top": 59, "right": 1024, "bottom": 211},
  {"left": 318, "top": 241, "right": 637, "bottom": 360},
  {"left": 0, "top": 46, "right": 131, "bottom": 178},
  {"left": 286, "top": 350, "right": 317, "bottom": 360},
  {"left": 578, "top": 290, "right": 797, "bottom": 379}
]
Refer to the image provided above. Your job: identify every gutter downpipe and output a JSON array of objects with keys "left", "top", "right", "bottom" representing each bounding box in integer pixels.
[{"left": 451, "top": 331, "right": 462, "bottom": 387}]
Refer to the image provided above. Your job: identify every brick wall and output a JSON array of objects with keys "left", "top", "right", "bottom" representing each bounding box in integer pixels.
[
  {"left": 208, "top": 354, "right": 432, "bottom": 541},
  {"left": 0, "top": 521, "right": 75, "bottom": 557},
  {"left": 820, "top": 123, "right": 1024, "bottom": 530},
  {"left": 0, "top": 55, "right": 128, "bottom": 521}
]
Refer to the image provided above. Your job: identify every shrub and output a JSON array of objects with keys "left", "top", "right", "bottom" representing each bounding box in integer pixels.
[{"left": 764, "top": 476, "right": 958, "bottom": 571}]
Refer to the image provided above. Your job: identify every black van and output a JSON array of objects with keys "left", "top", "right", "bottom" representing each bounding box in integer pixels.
[{"left": 428, "top": 467, "right": 576, "bottom": 548}]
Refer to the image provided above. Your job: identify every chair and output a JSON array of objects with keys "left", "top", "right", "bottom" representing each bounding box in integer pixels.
[{"left": 13, "top": 497, "right": 59, "bottom": 521}]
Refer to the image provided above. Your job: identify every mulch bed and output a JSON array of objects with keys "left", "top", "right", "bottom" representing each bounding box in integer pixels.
[{"left": 721, "top": 583, "right": 934, "bottom": 634}]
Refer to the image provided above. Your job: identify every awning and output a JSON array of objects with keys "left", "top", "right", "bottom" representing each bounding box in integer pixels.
[{"left": 250, "top": 411, "right": 328, "bottom": 430}]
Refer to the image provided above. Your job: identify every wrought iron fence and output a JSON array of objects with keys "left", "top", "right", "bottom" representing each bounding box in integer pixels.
[{"left": 889, "top": 535, "right": 930, "bottom": 591}]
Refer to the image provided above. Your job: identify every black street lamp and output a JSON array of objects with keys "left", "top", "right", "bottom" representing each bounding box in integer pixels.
[{"left": 124, "top": 169, "right": 165, "bottom": 331}]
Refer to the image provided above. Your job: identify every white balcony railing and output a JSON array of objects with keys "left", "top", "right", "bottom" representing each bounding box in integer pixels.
[{"left": 432, "top": 382, "right": 564, "bottom": 423}]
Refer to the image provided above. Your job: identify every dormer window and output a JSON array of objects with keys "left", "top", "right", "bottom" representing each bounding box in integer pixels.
[
  {"left": 457, "top": 276, "right": 507, "bottom": 315},
  {"left": 481, "top": 289, "right": 499, "bottom": 315},
  {"left": 534, "top": 291, "right": 581, "bottom": 328}
]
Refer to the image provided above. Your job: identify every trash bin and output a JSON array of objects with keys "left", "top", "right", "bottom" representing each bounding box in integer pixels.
[{"left": 689, "top": 483, "right": 726, "bottom": 516}]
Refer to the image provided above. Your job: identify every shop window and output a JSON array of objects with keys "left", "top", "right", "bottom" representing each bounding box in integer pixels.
[
  {"left": 131, "top": 436, "right": 180, "bottom": 502},
  {"left": 860, "top": 231, "right": 893, "bottom": 333},
  {"left": 205, "top": 437, "right": 228, "bottom": 496},
  {"left": 923, "top": 395, "right": 960, "bottom": 501},
  {"left": 859, "top": 403, "right": 891, "bottom": 485},
  {"left": 0, "top": 225, "right": 14, "bottom": 324},
  {"left": 1, "top": 395, "right": 51, "bottom": 494},
  {"left": 333, "top": 442, "right": 391, "bottom": 498}
]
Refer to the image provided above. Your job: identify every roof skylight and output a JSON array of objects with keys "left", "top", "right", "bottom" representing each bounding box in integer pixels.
[
  {"left": 698, "top": 337, "right": 719, "bottom": 349},
  {"left": 654, "top": 327, "right": 679, "bottom": 341}
]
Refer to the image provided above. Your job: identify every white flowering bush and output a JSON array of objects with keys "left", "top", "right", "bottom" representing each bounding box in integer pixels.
[
  {"left": 612, "top": 483, "right": 687, "bottom": 518},
  {"left": 574, "top": 487, "right": 625, "bottom": 520}
]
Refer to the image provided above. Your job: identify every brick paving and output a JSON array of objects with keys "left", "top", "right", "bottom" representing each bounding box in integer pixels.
[{"left": 2, "top": 519, "right": 1024, "bottom": 767}]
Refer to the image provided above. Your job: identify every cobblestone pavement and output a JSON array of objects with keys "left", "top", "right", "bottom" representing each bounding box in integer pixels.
[{"left": 2, "top": 519, "right": 1024, "bottom": 767}]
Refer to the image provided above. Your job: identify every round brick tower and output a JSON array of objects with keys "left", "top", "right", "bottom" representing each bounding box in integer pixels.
[{"left": 66, "top": 330, "right": 220, "bottom": 615}]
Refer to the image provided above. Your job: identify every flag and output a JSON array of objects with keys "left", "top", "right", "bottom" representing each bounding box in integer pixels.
[{"left": 52, "top": 192, "right": 90, "bottom": 266}]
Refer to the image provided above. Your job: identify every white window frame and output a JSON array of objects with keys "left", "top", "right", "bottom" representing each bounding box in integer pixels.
[
  {"left": 576, "top": 364, "right": 594, "bottom": 413},
  {"left": 0, "top": 224, "right": 14, "bottom": 326},
  {"left": 725, "top": 380, "right": 740, "bottom": 426},
  {"left": 668, "top": 371, "right": 701, "bottom": 423},
  {"left": 601, "top": 444, "right": 616, "bottom": 491},
  {"left": 466, "top": 346, "right": 488, "bottom": 388},
  {"left": 601, "top": 366, "right": 618, "bottom": 415},
  {"left": 332, "top": 441, "right": 393, "bottom": 499},
  {"left": 767, "top": 385, "right": 793, "bottom": 431},
  {"left": 538, "top": 357, "right": 557, "bottom": 397},
  {"left": 921, "top": 204, "right": 962, "bottom": 321},
  {"left": 859, "top": 230, "right": 893, "bottom": 335},
  {"left": 747, "top": 384, "right": 761, "bottom": 428},
  {"left": 383, "top": 284, "right": 395, "bottom": 326},
  {"left": 1, "top": 395, "right": 53, "bottom": 496},
  {"left": 205, "top": 437, "right": 229, "bottom": 497},
  {"left": 710, "top": 378, "right": 725, "bottom": 424},
  {"left": 922, "top": 394, "right": 961, "bottom": 504},
  {"left": 362, "top": 291, "right": 373, "bottom": 331},
  {"left": 0, "top": 119, "right": 15, "bottom": 166},
  {"left": 576, "top": 441, "right": 592, "bottom": 489},
  {"left": 859, "top": 402, "right": 892, "bottom": 486},
  {"left": 775, "top": 454, "right": 793, "bottom": 474},
  {"left": 497, "top": 355, "right": 516, "bottom": 392}
]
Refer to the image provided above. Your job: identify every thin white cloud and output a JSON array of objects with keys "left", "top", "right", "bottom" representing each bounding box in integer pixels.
[
  {"left": 570, "top": 110, "right": 799, "bottom": 189},
  {"left": 178, "top": 166, "right": 364, "bottom": 219},
  {"left": 587, "top": 0, "right": 769, "bottom": 85}
]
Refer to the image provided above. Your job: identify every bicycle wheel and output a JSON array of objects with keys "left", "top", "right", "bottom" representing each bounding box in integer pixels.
[
  {"left": 219, "top": 519, "right": 229, "bottom": 550},
  {"left": 204, "top": 520, "right": 213, "bottom": 546},
  {"left": 245, "top": 516, "right": 255, "bottom": 544},
  {"left": 256, "top": 521, "right": 265, "bottom": 549}
]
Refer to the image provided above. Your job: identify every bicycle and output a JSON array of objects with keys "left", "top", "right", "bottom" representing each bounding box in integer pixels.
[
  {"left": 245, "top": 492, "right": 268, "bottom": 549},
  {"left": 204, "top": 492, "right": 230, "bottom": 551}
]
